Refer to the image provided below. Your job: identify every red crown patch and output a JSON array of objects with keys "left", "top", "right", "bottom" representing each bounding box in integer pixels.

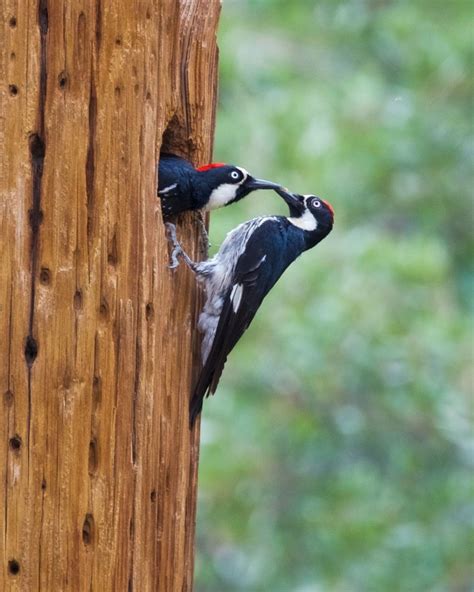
[
  {"left": 321, "top": 199, "right": 335, "bottom": 217},
  {"left": 196, "top": 163, "right": 226, "bottom": 172}
]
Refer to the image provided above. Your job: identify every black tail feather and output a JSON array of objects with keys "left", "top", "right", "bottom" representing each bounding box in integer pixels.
[{"left": 189, "top": 392, "right": 204, "bottom": 428}]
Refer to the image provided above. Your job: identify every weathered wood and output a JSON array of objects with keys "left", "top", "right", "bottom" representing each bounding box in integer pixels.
[{"left": 0, "top": 1, "right": 220, "bottom": 590}]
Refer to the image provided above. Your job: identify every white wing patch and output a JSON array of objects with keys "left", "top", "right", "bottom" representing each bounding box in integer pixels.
[
  {"left": 158, "top": 182, "right": 178, "bottom": 195},
  {"left": 197, "top": 217, "right": 276, "bottom": 364},
  {"left": 230, "top": 283, "right": 243, "bottom": 312}
]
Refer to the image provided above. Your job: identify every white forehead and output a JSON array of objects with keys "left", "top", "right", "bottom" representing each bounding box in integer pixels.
[{"left": 236, "top": 166, "right": 249, "bottom": 181}]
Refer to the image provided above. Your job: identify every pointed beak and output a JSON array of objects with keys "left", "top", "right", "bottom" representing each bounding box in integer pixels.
[
  {"left": 243, "top": 177, "right": 282, "bottom": 191},
  {"left": 274, "top": 187, "right": 305, "bottom": 214}
]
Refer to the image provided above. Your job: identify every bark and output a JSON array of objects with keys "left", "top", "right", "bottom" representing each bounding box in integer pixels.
[{"left": 0, "top": 1, "right": 220, "bottom": 590}]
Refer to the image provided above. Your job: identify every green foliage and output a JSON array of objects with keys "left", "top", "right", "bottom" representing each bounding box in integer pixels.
[{"left": 195, "top": 1, "right": 473, "bottom": 590}]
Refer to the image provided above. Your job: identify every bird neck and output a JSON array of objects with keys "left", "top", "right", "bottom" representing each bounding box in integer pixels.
[
  {"left": 287, "top": 209, "right": 318, "bottom": 232},
  {"left": 285, "top": 212, "right": 332, "bottom": 250}
]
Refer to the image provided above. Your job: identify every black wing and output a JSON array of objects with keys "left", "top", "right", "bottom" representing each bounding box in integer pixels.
[
  {"left": 157, "top": 154, "right": 194, "bottom": 216},
  {"left": 190, "top": 223, "right": 289, "bottom": 424}
]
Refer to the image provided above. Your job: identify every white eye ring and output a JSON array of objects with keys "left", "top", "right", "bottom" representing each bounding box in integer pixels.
[
  {"left": 230, "top": 171, "right": 240, "bottom": 180},
  {"left": 311, "top": 198, "right": 321, "bottom": 208}
]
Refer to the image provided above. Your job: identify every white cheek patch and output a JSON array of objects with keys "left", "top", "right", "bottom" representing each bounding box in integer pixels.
[
  {"left": 203, "top": 167, "right": 250, "bottom": 211},
  {"left": 230, "top": 283, "right": 243, "bottom": 312},
  {"left": 204, "top": 184, "right": 239, "bottom": 211},
  {"left": 287, "top": 208, "right": 317, "bottom": 231}
]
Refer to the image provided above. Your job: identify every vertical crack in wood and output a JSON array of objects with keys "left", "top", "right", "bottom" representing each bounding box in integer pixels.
[
  {"left": 179, "top": 3, "right": 195, "bottom": 146},
  {"left": 132, "top": 336, "right": 140, "bottom": 466},
  {"left": 26, "top": 0, "right": 48, "bottom": 453},
  {"left": 37, "top": 472, "right": 47, "bottom": 589},
  {"left": 3, "top": 282, "right": 14, "bottom": 566},
  {"left": 82, "top": 513, "right": 95, "bottom": 546},
  {"left": 95, "top": 0, "right": 102, "bottom": 50},
  {"left": 128, "top": 333, "right": 139, "bottom": 588},
  {"left": 86, "top": 69, "right": 96, "bottom": 241}
]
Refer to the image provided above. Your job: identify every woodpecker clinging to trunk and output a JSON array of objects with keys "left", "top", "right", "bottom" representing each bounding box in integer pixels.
[
  {"left": 158, "top": 153, "right": 282, "bottom": 216},
  {"left": 165, "top": 188, "right": 334, "bottom": 425}
]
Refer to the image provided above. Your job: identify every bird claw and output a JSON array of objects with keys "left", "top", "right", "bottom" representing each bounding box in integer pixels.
[
  {"left": 165, "top": 222, "right": 183, "bottom": 269},
  {"left": 165, "top": 222, "right": 178, "bottom": 243},
  {"left": 168, "top": 252, "right": 181, "bottom": 269},
  {"left": 165, "top": 221, "right": 201, "bottom": 273}
]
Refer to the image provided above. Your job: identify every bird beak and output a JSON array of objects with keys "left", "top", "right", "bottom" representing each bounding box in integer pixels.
[
  {"left": 274, "top": 187, "right": 306, "bottom": 215},
  {"left": 243, "top": 177, "right": 282, "bottom": 191}
]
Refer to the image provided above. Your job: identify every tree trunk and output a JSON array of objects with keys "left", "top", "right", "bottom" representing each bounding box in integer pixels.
[{"left": 0, "top": 1, "right": 220, "bottom": 590}]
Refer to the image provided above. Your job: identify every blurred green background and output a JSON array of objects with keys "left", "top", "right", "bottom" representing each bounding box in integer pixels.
[{"left": 195, "top": 1, "right": 473, "bottom": 591}]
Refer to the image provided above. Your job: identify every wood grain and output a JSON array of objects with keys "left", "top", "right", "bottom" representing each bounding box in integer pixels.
[{"left": 0, "top": 1, "right": 221, "bottom": 589}]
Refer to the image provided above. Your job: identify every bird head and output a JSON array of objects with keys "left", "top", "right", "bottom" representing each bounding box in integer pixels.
[
  {"left": 196, "top": 163, "right": 282, "bottom": 211},
  {"left": 275, "top": 187, "right": 334, "bottom": 241}
]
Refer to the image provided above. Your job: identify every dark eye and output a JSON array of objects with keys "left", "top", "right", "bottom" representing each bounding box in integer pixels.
[
  {"left": 311, "top": 198, "right": 321, "bottom": 208},
  {"left": 230, "top": 171, "right": 240, "bottom": 180}
]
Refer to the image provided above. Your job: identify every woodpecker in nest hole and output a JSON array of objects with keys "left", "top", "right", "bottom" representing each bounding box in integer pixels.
[{"left": 158, "top": 153, "right": 282, "bottom": 217}]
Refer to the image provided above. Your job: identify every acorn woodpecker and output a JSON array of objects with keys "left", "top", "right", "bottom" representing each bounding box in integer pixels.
[
  {"left": 158, "top": 153, "right": 282, "bottom": 216},
  {"left": 165, "top": 188, "right": 334, "bottom": 425}
]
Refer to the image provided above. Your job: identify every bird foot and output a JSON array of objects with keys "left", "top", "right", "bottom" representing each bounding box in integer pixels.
[
  {"left": 165, "top": 222, "right": 184, "bottom": 269},
  {"left": 165, "top": 222, "right": 199, "bottom": 272}
]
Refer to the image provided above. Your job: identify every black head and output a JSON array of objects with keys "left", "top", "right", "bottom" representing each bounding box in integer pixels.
[
  {"left": 196, "top": 163, "right": 282, "bottom": 210},
  {"left": 276, "top": 187, "right": 334, "bottom": 243}
]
